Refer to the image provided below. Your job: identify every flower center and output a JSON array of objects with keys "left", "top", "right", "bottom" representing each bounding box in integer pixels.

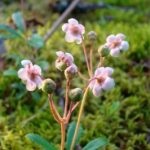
[
  {"left": 29, "top": 72, "right": 36, "bottom": 80},
  {"left": 70, "top": 25, "right": 80, "bottom": 35},
  {"left": 96, "top": 76, "right": 105, "bottom": 84},
  {"left": 110, "top": 40, "right": 121, "bottom": 48}
]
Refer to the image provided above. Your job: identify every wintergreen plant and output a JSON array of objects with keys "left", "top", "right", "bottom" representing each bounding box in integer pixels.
[{"left": 1, "top": 12, "right": 129, "bottom": 150}]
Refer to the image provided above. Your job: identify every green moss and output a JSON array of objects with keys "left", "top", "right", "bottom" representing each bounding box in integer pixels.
[{"left": 0, "top": 0, "right": 150, "bottom": 149}]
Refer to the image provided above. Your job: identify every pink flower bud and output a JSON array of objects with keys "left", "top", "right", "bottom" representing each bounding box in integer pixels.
[
  {"left": 64, "top": 64, "right": 78, "bottom": 80},
  {"left": 55, "top": 51, "right": 74, "bottom": 71}
]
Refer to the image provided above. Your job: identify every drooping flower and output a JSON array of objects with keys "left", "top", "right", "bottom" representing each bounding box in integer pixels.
[
  {"left": 64, "top": 64, "right": 78, "bottom": 80},
  {"left": 62, "top": 18, "right": 85, "bottom": 44},
  {"left": 105, "top": 33, "right": 129, "bottom": 57},
  {"left": 18, "top": 60, "right": 42, "bottom": 91},
  {"left": 55, "top": 51, "right": 74, "bottom": 71},
  {"left": 89, "top": 67, "right": 115, "bottom": 97}
]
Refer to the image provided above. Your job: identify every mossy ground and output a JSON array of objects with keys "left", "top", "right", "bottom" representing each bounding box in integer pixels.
[{"left": 0, "top": 0, "right": 150, "bottom": 149}]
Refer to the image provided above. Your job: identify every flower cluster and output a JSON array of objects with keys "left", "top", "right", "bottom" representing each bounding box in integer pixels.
[
  {"left": 62, "top": 19, "right": 129, "bottom": 96},
  {"left": 55, "top": 51, "right": 78, "bottom": 79},
  {"left": 17, "top": 17, "right": 130, "bottom": 150}
]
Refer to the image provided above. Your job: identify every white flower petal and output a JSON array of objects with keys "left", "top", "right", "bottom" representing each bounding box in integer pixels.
[
  {"left": 34, "top": 76, "right": 43, "bottom": 88},
  {"left": 92, "top": 81, "right": 102, "bottom": 97},
  {"left": 103, "top": 67, "right": 114, "bottom": 76},
  {"left": 95, "top": 67, "right": 105, "bottom": 76},
  {"left": 26, "top": 80, "right": 36, "bottom": 91},
  {"left": 75, "top": 36, "right": 82, "bottom": 44},
  {"left": 102, "top": 77, "right": 115, "bottom": 91},
  {"left": 21, "top": 60, "right": 32, "bottom": 67},
  {"left": 33, "top": 65, "right": 42, "bottom": 75},
  {"left": 79, "top": 24, "right": 85, "bottom": 34},
  {"left": 56, "top": 51, "right": 64, "bottom": 57},
  {"left": 106, "top": 34, "right": 116, "bottom": 43},
  {"left": 120, "top": 41, "right": 129, "bottom": 51},
  {"left": 65, "top": 53, "right": 74, "bottom": 62},
  {"left": 89, "top": 79, "right": 96, "bottom": 89},
  {"left": 116, "top": 33, "right": 126, "bottom": 40},
  {"left": 68, "top": 18, "right": 78, "bottom": 24},
  {"left": 18, "top": 68, "right": 28, "bottom": 80},
  {"left": 110, "top": 48, "right": 120, "bottom": 57},
  {"left": 62, "top": 23, "right": 68, "bottom": 32},
  {"left": 65, "top": 33, "right": 75, "bottom": 43}
]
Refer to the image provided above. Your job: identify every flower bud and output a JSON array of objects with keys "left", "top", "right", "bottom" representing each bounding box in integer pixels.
[
  {"left": 41, "top": 79, "right": 56, "bottom": 94},
  {"left": 69, "top": 88, "right": 83, "bottom": 102},
  {"left": 87, "top": 31, "right": 97, "bottom": 41},
  {"left": 64, "top": 64, "right": 78, "bottom": 80},
  {"left": 55, "top": 60, "right": 67, "bottom": 71},
  {"left": 98, "top": 45, "right": 109, "bottom": 57}
]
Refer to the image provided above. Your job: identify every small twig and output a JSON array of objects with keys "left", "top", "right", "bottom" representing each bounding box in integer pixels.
[
  {"left": 70, "top": 87, "right": 89, "bottom": 150},
  {"left": 89, "top": 45, "right": 93, "bottom": 75},
  {"left": 49, "top": 95, "right": 63, "bottom": 123},
  {"left": 44, "top": 0, "right": 81, "bottom": 42},
  {"left": 82, "top": 41, "right": 92, "bottom": 77},
  {"left": 98, "top": 56, "right": 105, "bottom": 67},
  {"left": 64, "top": 80, "right": 70, "bottom": 117}
]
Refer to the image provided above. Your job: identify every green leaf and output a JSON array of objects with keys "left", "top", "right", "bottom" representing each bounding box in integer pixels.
[
  {"left": 0, "top": 24, "right": 21, "bottom": 39},
  {"left": 37, "top": 60, "right": 49, "bottom": 71},
  {"left": 3, "top": 68, "right": 17, "bottom": 77},
  {"left": 12, "top": 12, "right": 26, "bottom": 32},
  {"left": 27, "top": 33, "right": 44, "bottom": 49},
  {"left": 31, "top": 91, "right": 41, "bottom": 102},
  {"left": 26, "top": 133, "right": 57, "bottom": 150},
  {"left": 66, "top": 122, "right": 83, "bottom": 150},
  {"left": 83, "top": 137, "right": 108, "bottom": 150}
]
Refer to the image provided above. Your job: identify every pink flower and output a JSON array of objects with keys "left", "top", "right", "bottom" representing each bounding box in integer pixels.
[
  {"left": 89, "top": 67, "right": 115, "bottom": 97},
  {"left": 105, "top": 33, "right": 129, "bottom": 57},
  {"left": 62, "top": 18, "right": 85, "bottom": 44},
  {"left": 18, "top": 60, "right": 42, "bottom": 91},
  {"left": 55, "top": 51, "right": 74, "bottom": 70}
]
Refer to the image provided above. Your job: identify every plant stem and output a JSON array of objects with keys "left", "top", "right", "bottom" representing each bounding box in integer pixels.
[
  {"left": 98, "top": 56, "right": 105, "bottom": 67},
  {"left": 61, "top": 122, "right": 65, "bottom": 150},
  {"left": 82, "top": 42, "right": 92, "bottom": 77},
  {"left": 89, "top": 45, "right": 93, "bottom": 75},
  {"left": 64, "top": 80, "right": 70, "bottom": 117},
  {"left": 70, "top": 87, "right": 89, "bottom": 150}
]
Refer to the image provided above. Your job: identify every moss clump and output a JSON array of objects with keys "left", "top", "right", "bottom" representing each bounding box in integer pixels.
[{"left": 0, "top": 0, "right": 150, "bottom": 149}]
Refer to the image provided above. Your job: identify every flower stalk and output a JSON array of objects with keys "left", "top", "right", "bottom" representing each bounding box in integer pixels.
[
  {"left": 70, "top": 87, "right": 89, "bottom": 150},
  {"left": 60, "top": 122, "right": 66, "bottom": 150},
  {"left": 64, "top": 79, "right": 70, "bottom": 117},
  {"left": 89, "top": 45, "right": 93, "bottom": 75},
  {"left": 82, "top": 42, "right": 92, "bottom": 77}
]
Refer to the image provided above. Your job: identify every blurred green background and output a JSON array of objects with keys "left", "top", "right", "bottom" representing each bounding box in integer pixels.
[{"left": 0, "top": 0, "right": 150, "bottom": 149}]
